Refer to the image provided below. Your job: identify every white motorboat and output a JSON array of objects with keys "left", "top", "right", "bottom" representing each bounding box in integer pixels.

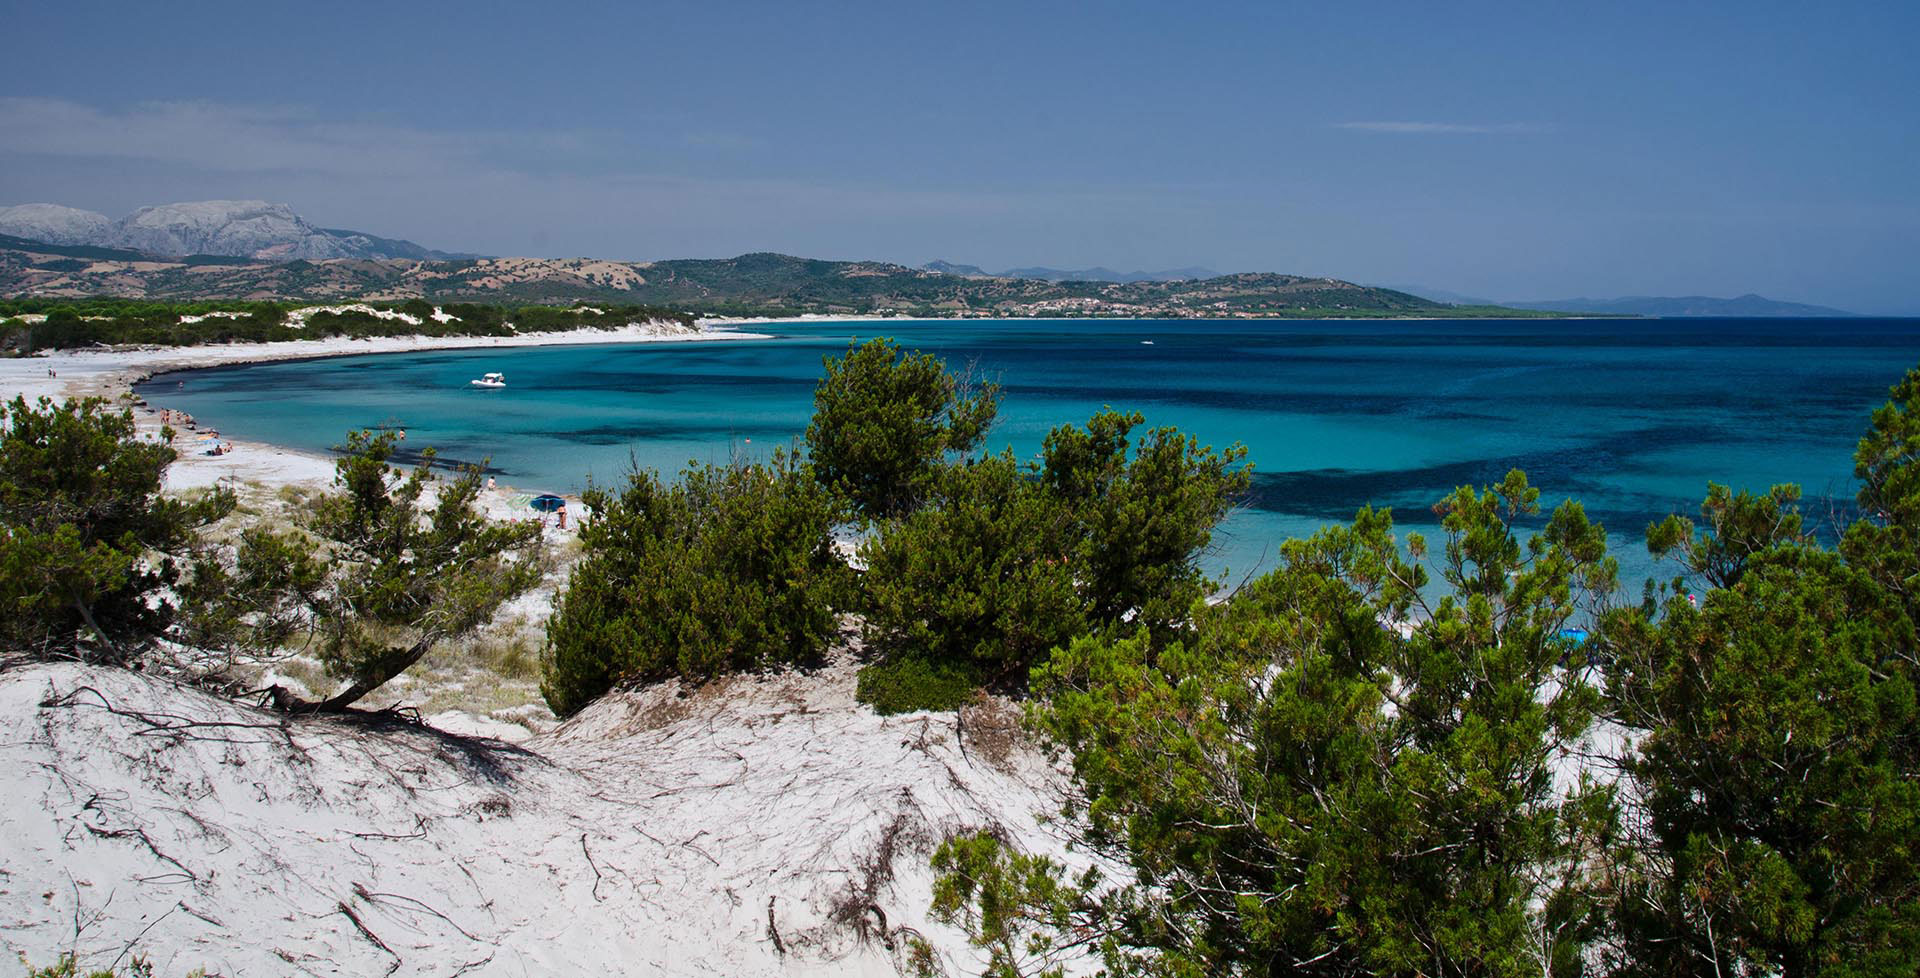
[{"left": 470, "top": 372, "right": 506, "bottom": 389}]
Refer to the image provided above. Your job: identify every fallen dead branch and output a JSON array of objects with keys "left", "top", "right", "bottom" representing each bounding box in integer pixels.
[
  {"left": 581, "top": 833, "right": 606, "bottom": 902},
  {"left": 336, "top": 900, "right": 401, "bottom": 976},
  {"left": 44, "top": 684, "right": 296, "bottom": 748},
  {"left": 767, "top": 895, "right": 785, "bottom": 956},
  {"left": 351, "top": 881, "right": 480, "bottom": 941},
  {"left": 348, "top": 815, "right": 429, "bottom": 841}
]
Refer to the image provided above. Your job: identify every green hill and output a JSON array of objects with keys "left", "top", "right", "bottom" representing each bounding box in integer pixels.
[{"left": 0, "top": 239, "right": 1570, "bottom": 319}]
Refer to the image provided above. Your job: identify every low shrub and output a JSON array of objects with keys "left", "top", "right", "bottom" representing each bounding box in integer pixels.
[
  {"left": 857, "top": 451, "right": 1086, "bottom": 680},
  {"left": 854, "top": 654, "right": 984, "bottom": 715},
  {"left": 855, "top": 411, "right": 1248, "bottom": 698},
  {"left": 0, "top": 395, "right": 233, "bottom": 659},
  {"left": 20, "top": 953, "right": 203, "bottom": 977},
  {"left": 541, "top": 451, "right": 848, "bottom": 717}
]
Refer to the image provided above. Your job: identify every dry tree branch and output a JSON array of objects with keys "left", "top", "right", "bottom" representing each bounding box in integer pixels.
[
  {"left": 580, "top": 833, "right": 607, "bottom": 902},
  {"left": 336, "top": 900, "right": 401, "bottom": 977},
  {"left": 767, "top": 895, "right": 786, "bottom": 957},
  {"left": 351, "top": 881, "right": 481, "bottom": 941},
  {"left": 43, "top": 684, "right": 297, "bottom": 748}
]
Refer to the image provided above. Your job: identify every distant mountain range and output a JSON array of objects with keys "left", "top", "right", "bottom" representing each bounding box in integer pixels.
[
  {"left": 1376, "top": 284, "right": 1500, "bottom": 307},
  {"left": 1383, "top": 283, "right": 1859, "bottom": 318},
  {"left": 0, "top": 200, "right": 482, "bottom": 262},
  {"left": 3, "top": 201, "right": 1867, "bottom": 319},
  {"left": 1501, "top": 294, "right": 1859, "bottom": 318},
  {"left": 0, "top": 236, "right": 1549, "bottom": 319},
  {"left": 2, "top": 201, "right": 1860, "bottom": 318},
  {"left": 924, "top": 260, "right": 1219, "bottom": 283}
]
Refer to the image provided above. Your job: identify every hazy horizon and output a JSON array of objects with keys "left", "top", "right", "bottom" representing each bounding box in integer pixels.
[{"left": 2, "top": 0, "right": 1915, "bottom": 314}]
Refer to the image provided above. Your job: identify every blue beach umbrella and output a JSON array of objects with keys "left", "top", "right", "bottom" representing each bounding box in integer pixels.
[{"left": 529, "top": 494, "right": 567, "bottom": 513}]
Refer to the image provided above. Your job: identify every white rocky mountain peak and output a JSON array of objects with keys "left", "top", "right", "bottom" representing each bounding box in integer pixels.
[
  {"left": 0, "top": 199, "right": 463, "bottom": 261},
  {"left": 0, "top": 202, "right": 114, "bottom": 246},
  {"left": 114, "top": 199, "right": 328, "bottom": 259}
]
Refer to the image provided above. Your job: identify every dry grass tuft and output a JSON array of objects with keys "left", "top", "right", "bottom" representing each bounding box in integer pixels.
[{"left": 958, "top": 692, "right": 1025, "bottom": 774}]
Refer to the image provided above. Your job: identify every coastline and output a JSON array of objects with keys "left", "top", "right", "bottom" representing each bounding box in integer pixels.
[
  {"left": 0, "top": 311, "right": 1636, "bottom": 494},
  {"left": 0, "top": 320, "right": 775, "bottom": 492}
]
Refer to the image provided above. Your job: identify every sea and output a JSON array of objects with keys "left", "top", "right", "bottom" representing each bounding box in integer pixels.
[{"left": 138, "top": 317, "right": 1920, "bottom": 591}]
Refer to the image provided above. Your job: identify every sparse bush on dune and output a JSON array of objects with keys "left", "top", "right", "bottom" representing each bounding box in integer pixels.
[
  {"left": 806, "top": 337, "right": 1001, "bottom": 522},
  {"left": 856, "top": 450, "right": 1088, "bottom": 688},
  {"left": 0, "top": 397, "right": 543, "bottom": 713},
  {"left": 541, "top": 450, "right": 849, "bottom": 717},
  {"left": 856, "top": 410, "right": 1249, "bottom": 709},
  {"left": 234, "top": 431, "right": 547, "bottom": 712},
  {"left": 545, "top": 336, "right": 1009, "bottom": 715},
  {"left": 854, "top": 651, "right": 990, "bottom": 716},
  {"left": 1041, "top": 408, "right": 1249, "bottom": 642},
  {"left": 18, "top": 953, "right": 204, "bottom": 978},
  {"left": 0, "top": 395, "right": 233, "bottom": 660}
]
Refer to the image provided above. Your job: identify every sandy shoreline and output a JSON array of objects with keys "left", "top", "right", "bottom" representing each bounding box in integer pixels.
[{"left": 0, "top": 320, "right": 776, "bottom": 492}]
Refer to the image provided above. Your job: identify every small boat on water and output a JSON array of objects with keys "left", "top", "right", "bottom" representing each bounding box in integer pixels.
[
  {"left": 470, "top": 372, "right": 506, "bottom": 389},
  {"left": 1140, "top": 340, "right": 1155, "bottom": 345}
]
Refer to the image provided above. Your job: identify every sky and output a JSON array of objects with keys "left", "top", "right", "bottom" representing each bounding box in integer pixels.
[{"left": 2, "top": 0, "right": 1916, "bottom": 313}]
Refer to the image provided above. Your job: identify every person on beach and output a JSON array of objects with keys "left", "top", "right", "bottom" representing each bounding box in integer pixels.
[{"left": 486, "top": 476, "right": 497, "bottom": 491}]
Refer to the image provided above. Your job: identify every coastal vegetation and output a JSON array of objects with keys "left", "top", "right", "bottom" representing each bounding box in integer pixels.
[
  {"left": 806, "top": 338, "right": 1002, "bottom": 521},
  {"left": 0, "top": 395, "right": 235, "bottom": 659},
  {"left": 541, "top": 339, "right": 1252, "bottom": 717},
  {"left": 4, "top": 335, "right": 1916, "bottom": 974},
  {"left": 925, "top": 367, "right": 1920, "bottom": 977},
  {"left": 857, "top": 409, "right": 1249, "bottom": 708},
  {"left": 928, "top": 473, "right": 1620, "bottom": 976},
  {"left": 2, "top": 401, "right": 544, "bottom": 711},
  {"left": 857, "top": 449, "right": 1091, "bottom": 702},
  {"left": 0, "top": 297, "right": 695, "bottom": 354},
  {"left": 540, "top": 450, "right": 849, "bottom": 717},
  {"left": 227, "top": 431, "right": 547, "bottom": 712}
]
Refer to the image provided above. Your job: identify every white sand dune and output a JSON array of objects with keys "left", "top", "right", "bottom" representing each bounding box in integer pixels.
[{"left": 0, "top": 655, "right": 1084, "bottom": 976}]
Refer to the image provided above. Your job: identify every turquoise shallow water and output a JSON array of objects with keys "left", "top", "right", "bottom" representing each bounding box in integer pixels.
[{"left": 139, "top": 318, "right": 1920, "bottom": 588}]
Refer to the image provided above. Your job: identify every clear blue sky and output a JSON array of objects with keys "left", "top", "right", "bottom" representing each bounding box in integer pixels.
[{"left": 3, "top": 0, "right": 1916, "bottom": 312}]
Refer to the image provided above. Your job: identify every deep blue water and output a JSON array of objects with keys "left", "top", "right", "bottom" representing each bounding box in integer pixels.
[{"left": 138, "top": 318, "right": 1920, "bottom": 588}]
